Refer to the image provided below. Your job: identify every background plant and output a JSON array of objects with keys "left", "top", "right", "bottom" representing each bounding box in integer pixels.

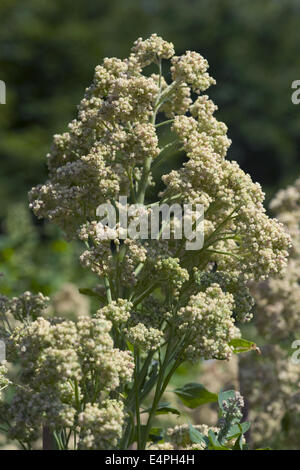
[{"left": 239, "top": 176, "right": 300, "bottom": 450}]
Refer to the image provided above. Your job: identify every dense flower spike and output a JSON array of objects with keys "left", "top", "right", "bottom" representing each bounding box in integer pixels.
[
  {"left": 171, "top": 51, "right": 216, "bottom": 93},
  {"left": 176, "top": 284, "right": 240, "bottom": 361},
  {"left": 195, "top": 271, "right": 254, "bottom": 322},
  {"left": 132, "top": 34, "right": 175, "bottom": 67},
  {"left": 78, "top": 400, "right": 125, "bottom": 450}
]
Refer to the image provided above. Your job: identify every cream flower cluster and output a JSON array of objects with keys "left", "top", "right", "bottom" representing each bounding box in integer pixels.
[
  {"left": 0, "top": 291, "right": 49, "bottom": 328},
  {"left": 126, "top": 322, "right": 163, "bottom": 351},
  {"left": 99, "top": 299, "right": 132, "bottom": 325},
  {"left": 240, "top": 177, "right": 300, "bottom": 448},
  {"left": 132, "top": 34, "right": 175, "bottom": 67},
  {"left": 171, "top": 52, "right": 216, "bottom": 93},
  {"left": 0, "top": 362, "right": 10, "bottom": 400},
  {"left": 29, "top": 34, "right": 290, "bottom": 289},
  {"left": 97, "top": 299, "right": 164, "bottom": 352},
  {"left": 78, "top": 222, "right": 146, "bottom": 286},
  {"left": 150, "top": 419, "right": 246, "bottom": 451},
  {"left": 1, "top": 314, "right": 133, "bottom": 446},
  {"left": 151, "top": 257, "right": 189, "bottom": 298},
  {"left": 253, "top": 177, "right": 300, "bottom": 338},
  {"left": 240, "top": 345, "right": 300, "bottom": 448},
  {"left": 162, "top": 111, "right": 291, "bottom": 280},
  {"left": 78, "top": 400, "right": 125, "bottom": 450},
  {"left": 176, "top": 284, "right": 240, "bottom": 361},
  {"left": 166, "top": 424, "right": 219, "bottom": 449},
  {"left": 195, "top": 271, "right": 254, "bottom": 322}
]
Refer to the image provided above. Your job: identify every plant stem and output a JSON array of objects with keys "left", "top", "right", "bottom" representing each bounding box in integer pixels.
[
  {"left": 155, "top": 119, "right": 174, "bottom": 128},
  {"left": 43, "top": 426, "right": 56, "bottom": 450},
  {"left": 134, "top": 348, "right": 141, "bottom": 449},
  {"left": 151, "top": 140, "right": 179, "bottom": 171},
  {"left": 136, "top": 60, "right": 162, "bottom": 204},
  {"left": 104, "top": 276, "right": 112, "bottom": 303},
  {"left": 140, "top": 330, "right": 175, "bottom": 449}
]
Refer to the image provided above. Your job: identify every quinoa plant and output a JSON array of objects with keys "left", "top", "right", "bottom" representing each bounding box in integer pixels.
[{"left": 0, "top": 35, "right": 291, "bottom": 450}]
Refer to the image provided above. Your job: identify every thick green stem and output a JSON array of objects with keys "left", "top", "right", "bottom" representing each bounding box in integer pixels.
[
  {"left": 120, "top": 351, "right": 155, "bottom": 449},
  {"left": 104, "top": 276, "right": 112, "bottom": 303},
  {"left": 140, "top": 330, "right": 175, "bottom": 449},
  {"left": 134, "top": 348, "right": 141, "bottom": 449},
  {"left": 136, "top": 155, "right": 153, "bottom": 204}
]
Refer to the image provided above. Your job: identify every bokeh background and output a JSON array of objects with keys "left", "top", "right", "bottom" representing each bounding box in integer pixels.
[{"left": 1, "top": 0, "right": 300, "bottom": 450}]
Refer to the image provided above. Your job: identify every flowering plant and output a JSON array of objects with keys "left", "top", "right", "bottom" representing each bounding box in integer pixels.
[
  {"left": 0, "top": 35, "right": 291, "bottom": 450},
  {"left": 240, "top": 176, "right": 300, "bottom": 449}
]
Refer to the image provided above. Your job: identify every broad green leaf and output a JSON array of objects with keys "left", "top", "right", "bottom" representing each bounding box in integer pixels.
[
  {"left": 78, "top": 288, "right": 106, "bottom": 303},
  {"left": 208, "top": 430, "right": 229, "bottom": 450},
  {"left": 229, "top": 338, "right": 261, "bottom": 354},
  {"left": 126, "top": 341, "right": 134, "bottom": 353},
  {"left": 231, "top": 424, "right": 248, "bottom": 450},
  {"left": 142, "top": 402, "right": 181, "bottom": 416},
  {"left": 227, "top": 421, "right": 250, "bottom": 440},
  {"left": 131, "top": 426, "right": 164, "bottom": 445},
  {"left": 189, "top": 425, "right": 209, "bottom": 447},
  {"left": 174, "top": 383, "right": 218, "bottom": 409},
  {"left": 149, "top": 427, "right": 164, "bottom": 443},
  {"left": 154, "top": 406, "right": 180, "bottom": 416},
  {"left": 141, "top": 401, "right": 171, "bottom": 412},
  {"left": 232, "top": 433, "right": 244, "bottom": 450},
  {"left": 78, "top": 287, "right": 97, "bottom": 297},
  {"left": 141, "top": 361, "right": 158, "bottom": 396}
]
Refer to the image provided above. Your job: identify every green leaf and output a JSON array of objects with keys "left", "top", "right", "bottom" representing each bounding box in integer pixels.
[
  {"left": 78, "top": 288, "right": 106, "bottom": 303},
  {"left": 232, "top": 433, "right": 244, "bottom": 450},
  {"left": 131, "top": 426, "right": 164, "bottom": 445},
  {"left": 126, "top": 341, "right": 134, "bottom": 353},
  {"left": 189, "top": 425, "right": 209, "bottom": 447},
  {"left": 141, "top": 361, "right": 158, "bottom": 396},
  {"left": 229, "top": 338, "right": 261, "bottom": 354},
  {"left": 227, "top": 421, "right": 250, "bottom": 440},
  {"left": 155, "top": 406, "right": 180, "bottom": 416},
  {"left": 142, "top": 402, "right": 181, "bottom": 416},
  {"left": 78, "top": 288, "right": 96, "bottom": 297},
  {"left": 174, "top": 383, "right": 218, "bottom": 409},
  {"left": 149, "top": 427, "right": 164, "bottom": 443},
  {"left": 208, "top": 430, "right": 229, "bottom": 450}
]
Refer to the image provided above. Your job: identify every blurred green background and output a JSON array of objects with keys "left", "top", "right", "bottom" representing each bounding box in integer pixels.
[{"left": 1, "top": 0, "right": 300, "bottom": 295}]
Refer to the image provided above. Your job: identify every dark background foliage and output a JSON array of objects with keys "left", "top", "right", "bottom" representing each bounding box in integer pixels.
[{"left": 1, "top": 0, "right": 300, "bottom": 293}]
